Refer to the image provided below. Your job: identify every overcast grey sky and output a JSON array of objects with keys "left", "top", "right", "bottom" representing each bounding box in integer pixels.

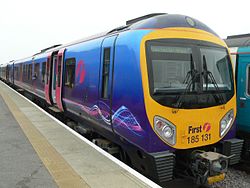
[{"left": 0, "top": 0, "right": 249, "bottom": 63}]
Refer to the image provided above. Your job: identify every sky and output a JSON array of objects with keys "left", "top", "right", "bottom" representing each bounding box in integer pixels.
[{"left": 0, "top": 0, "right": 250, "bottom": 63}]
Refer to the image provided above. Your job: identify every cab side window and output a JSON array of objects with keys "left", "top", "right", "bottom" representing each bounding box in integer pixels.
[{"left": 101, "top": 48, "right": 111, "bottom": 99}]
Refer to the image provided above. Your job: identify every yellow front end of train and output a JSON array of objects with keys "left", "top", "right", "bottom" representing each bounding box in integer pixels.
[{"left": 140, "top": 27, "right": 236, "bottom": 149}]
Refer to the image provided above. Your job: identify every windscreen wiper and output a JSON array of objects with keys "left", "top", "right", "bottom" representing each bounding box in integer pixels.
[
  {"left": 202, "top": 55, "right": 226, "bottom": 105},
  {"left": 174, "top": 54, "right": 198, "bottom": 109},
  {"left": 174, "top": 68, "right": 199, "bottom": 109}
]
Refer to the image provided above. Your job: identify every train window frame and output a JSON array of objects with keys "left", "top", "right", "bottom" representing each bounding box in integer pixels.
[
  {"left": 64, "top": 58, "right": 76, "bottom": 89},
  {"left": 101, "top": 48, "right": 111, "bottom": 99}
]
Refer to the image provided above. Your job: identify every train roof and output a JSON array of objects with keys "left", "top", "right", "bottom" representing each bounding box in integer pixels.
[
  {"left": 10, "top": 13, "right": 220, "bottom": 63},
  {"left": 224, "top": 34, "right": 250, "bottom": 47},
  {"left": 41, "top": 14, "right": 218, "bottom": 52},
  {"left": 128, "top": 14, "right": 218, "bottom": 36}
]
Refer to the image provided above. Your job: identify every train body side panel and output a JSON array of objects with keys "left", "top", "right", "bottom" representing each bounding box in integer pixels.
[
  {"left": 236, "top": 47, "right": 250, "bottom": 133},
  {"left": 13, "top": 62, "right": 22, "bottom": 85},
  {"left": 13, "top": 55, "right": 47, "bottom": 100},
  {"left": 61, "top": 30, "right": 172, "bottom": 152},
  {"left": 33, "top": 55, "right": 47, "bottom": 99},
  {"left": 19, "top": 60, "right": 33, "bottom": 92},
  {"left": 113, "top": 30, "right": 172, "bottom": 152},
  {"left": 62, "top": 38, "right": 106, "bottom": 127}
]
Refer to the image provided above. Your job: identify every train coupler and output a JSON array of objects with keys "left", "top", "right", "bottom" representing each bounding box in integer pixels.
[{"left": 190, "top": 151, "right": 228, "bottom": 185}]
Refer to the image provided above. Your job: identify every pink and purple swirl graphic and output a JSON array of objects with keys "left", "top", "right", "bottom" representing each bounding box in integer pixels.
[
  {"left": 82, "top": 101, "right": 144, "bottom": 136},
  {"left": 64, "top": 99, "right": 144, "bottom": 137}
]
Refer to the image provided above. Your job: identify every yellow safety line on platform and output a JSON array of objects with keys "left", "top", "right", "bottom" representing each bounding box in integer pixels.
[{"left": 0, "top": 88, "right": 90, "bottom": 188}]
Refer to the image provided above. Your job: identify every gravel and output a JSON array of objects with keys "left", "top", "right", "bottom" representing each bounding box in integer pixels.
[{"left": 212, "top": 168, "right": 250, "bottom": 188}]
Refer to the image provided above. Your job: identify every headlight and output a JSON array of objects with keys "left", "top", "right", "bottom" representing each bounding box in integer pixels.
[
  {"left": 220, "top": 109, "right": 234, "bottom": 137},
  {"left": 154, "top": 116, "right": 176, "bottom": 145}
]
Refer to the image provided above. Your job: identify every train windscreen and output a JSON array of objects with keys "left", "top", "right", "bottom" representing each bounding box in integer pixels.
[{"left": 146, "top": 39, "right": 234, "bottom": 109}]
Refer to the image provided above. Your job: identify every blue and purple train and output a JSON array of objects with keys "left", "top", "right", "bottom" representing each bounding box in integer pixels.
[{"left": 0, "top": 14, "right": 244, "bottom": 186}]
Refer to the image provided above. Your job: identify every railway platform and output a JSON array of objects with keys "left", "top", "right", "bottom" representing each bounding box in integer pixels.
[{"left": 0, "top": 81, "right": 160, "bottom": 188}]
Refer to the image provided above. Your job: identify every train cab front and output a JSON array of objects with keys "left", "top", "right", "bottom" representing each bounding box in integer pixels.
[{"left": 137, "top": 15, "right": 243, "bottom": 186}]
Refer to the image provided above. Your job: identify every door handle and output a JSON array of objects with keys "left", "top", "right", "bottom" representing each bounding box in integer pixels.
[{"left": 240, "top": 97, "right": 246, "bottom": 101}]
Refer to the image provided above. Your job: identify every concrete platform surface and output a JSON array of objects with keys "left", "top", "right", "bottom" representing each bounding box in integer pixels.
[
  {"left": 0, "top": 81, "right": 159, "bottom": 188},
  {"left": 0, "top": 93, "right": 57, "bottom": 188}
]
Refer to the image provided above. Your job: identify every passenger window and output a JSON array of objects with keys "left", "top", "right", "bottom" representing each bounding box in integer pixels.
[
  {"left": 248, "top": 66, "right": 250, "bottom": 95},
  {"left": 26, "top": 65, "right": 28, "bottom": 75},
  {"left": 17, "top": 66, "right": 19, "bottom": 79},
  {"left": 42, "top": 62, "right": 46, "bottom": 83},
  {"left": 64, "top": 58, "right": 76, "bottom": 88},
  {"left": 28, "top": 64, "right": 32, "bottom": 80},
  {"left": 15, "top": 66, "right": 19, "bottom": 79},
  {"left": 101, "top": 48, "right": 111, "bottom": 99},
  {"left": 57, "top": 56, "right": 62, "bottom": 87},
  {"left": 30, "top": 64, "right": 32, "bottom": 80},
  {"left": 20, "top": 64, "right": 23, "bottom": 80},
  {"left": 46, "top": 61, "right": 50, "bottom": 84},
  {"left": 22, "top": 64, "right": 25, "bottom": 80},
  {"left": 25, "top": 65, "right": 28, "bottom": 80},
  {"left": 35, "top": 63, "right": 40, "bottom": 78}
]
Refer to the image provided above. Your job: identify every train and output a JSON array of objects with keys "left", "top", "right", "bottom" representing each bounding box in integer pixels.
[
  {"left": 0, "top": 13, "right": 244, "bottom": 186},
  {"left": 225, "top": 34, "right": 250, "bottom": 160}
]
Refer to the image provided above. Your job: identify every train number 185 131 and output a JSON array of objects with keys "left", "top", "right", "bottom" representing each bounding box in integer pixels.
[{"left": 187, "top": 133, "right": 211, "bottom": 144}]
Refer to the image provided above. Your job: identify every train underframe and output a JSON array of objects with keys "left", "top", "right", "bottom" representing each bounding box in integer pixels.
[
  {"left": 117, "top": 138, "right": 243, "bottom": 186},
  {"left": 237, "top": 130, "right": 250, "bottom": 160},
  {"left": 7, "top": 84, "right": 244, "bottom": 187},
  {"left": 63, "top": 116, "right": 244, "bottom": 186}
]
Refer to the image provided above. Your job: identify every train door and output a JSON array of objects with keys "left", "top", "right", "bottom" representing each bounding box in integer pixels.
[
  {"left": 99, "top": 35, "right": 117, "bottom": 131},
  {"left": 237, "top": 54, "right": 250, "bottom": 132},
  {"left": 45, "top": 52, "right": 53, "bottom": 105},
  {"left": 55, "top": 48, "right": 65, "bottom": 111},
  {"left": 51, "top": 54, "right": 58, "bottom": 104}
]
